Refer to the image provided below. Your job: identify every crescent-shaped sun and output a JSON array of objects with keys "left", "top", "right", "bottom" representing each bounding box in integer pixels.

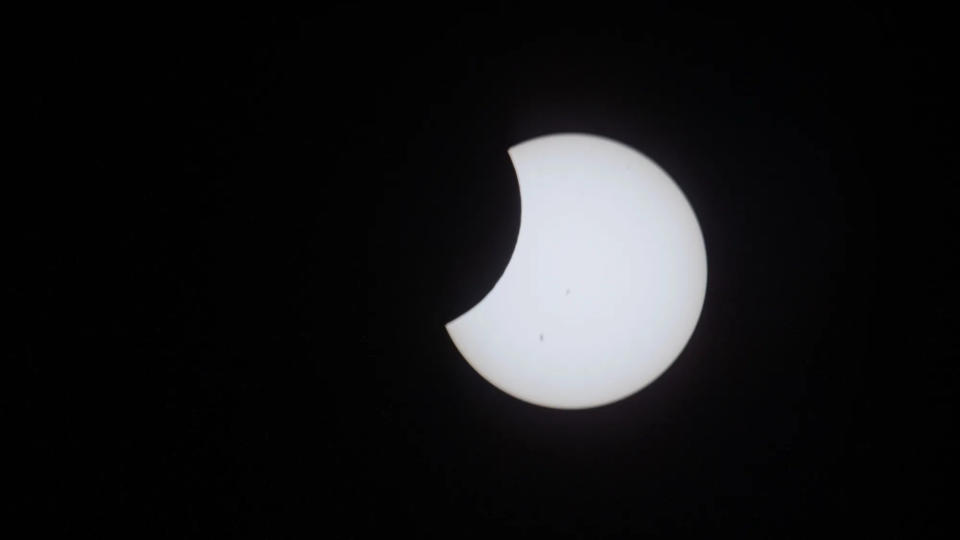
[{"left": 445, "top": 133, "right": 707, "bottom": 409}]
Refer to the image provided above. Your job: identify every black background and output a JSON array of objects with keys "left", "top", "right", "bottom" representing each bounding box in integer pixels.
[{"left": 22, "top": 5, "right": 957, "bottom": 537}]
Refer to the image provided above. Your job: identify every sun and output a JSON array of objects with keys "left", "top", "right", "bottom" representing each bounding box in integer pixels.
[{"left": 445, "top": 133, "right": 707, "bottom": 409}]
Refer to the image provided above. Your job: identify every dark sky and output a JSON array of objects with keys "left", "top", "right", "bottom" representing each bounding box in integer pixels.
[{"left": 23, "top": 5, "right": 956, "bottom": 537}]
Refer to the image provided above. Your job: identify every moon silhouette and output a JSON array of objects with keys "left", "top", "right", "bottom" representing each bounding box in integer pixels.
[{"left": 445, "top": 133, "right": 707, "bottom": 409}]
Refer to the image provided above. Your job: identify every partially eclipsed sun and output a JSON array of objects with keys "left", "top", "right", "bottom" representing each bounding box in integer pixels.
[{"left": 445, "top": 133, "right": 707, "bottom": 409}]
